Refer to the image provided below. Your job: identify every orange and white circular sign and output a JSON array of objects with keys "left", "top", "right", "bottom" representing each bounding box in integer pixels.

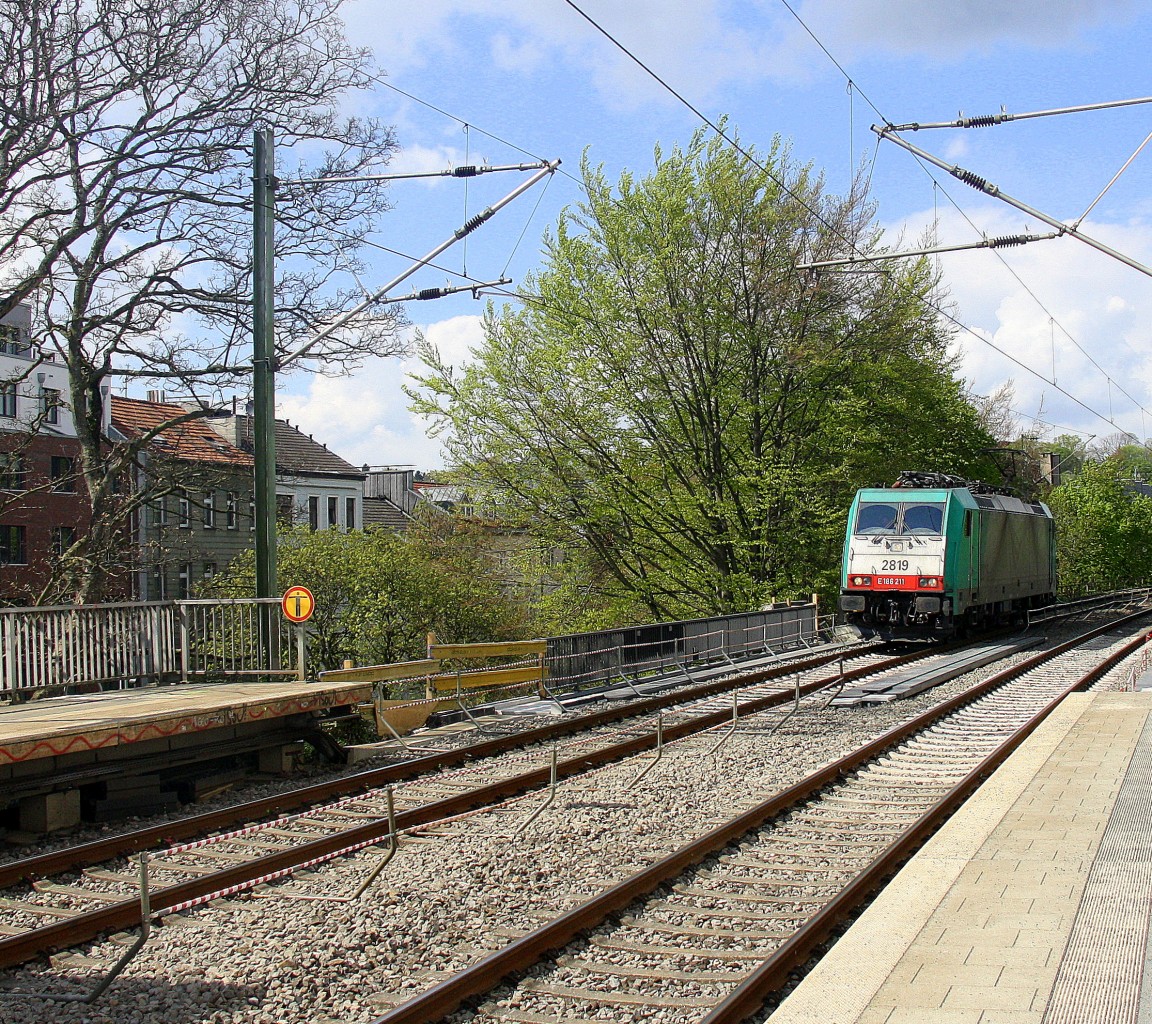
[{"left": 281, "top": 585, "right": 315, "bottom": 623}]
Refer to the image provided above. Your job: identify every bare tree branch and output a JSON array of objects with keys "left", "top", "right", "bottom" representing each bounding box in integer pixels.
[{"left": 0, "top": 0, "right": 407, "bottom": 600}]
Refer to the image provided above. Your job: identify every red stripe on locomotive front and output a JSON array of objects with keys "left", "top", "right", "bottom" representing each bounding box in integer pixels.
[{"left": 847, "top": 576, "right": 943, "bottom": 591}]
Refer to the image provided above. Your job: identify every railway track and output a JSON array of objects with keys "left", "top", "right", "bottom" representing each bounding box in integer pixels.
[
  {"left": 0, "top": 641, "right": 890, "bottom": 888},
  {"left": 0, "top": 642, "right": 921, "bottom": 975},
  {"left": 359, "top": 610, "right": 1152, "bottom": 1024},
  {"left": 0, "top": 612, "right": 1144, "bottom": 1018}
]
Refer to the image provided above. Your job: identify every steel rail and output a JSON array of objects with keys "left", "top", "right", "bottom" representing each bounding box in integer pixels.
[
  {"left": 700, "top": 618, "right": 1149, "bottom": 1024},
  {"left": 0, "top": 648, "right": 916, "bottom": 971},
  {"left": 0, "top": 646, "right": 884, "bottom": 889},
  {"left": 367, "top": 610, "right": 1152, "bottom": 1024}
]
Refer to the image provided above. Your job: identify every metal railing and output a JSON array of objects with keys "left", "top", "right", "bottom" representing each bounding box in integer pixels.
[
  {"left": 0, "top": 597, "right": 819, "bottom": 699},
  {"left": 543, "top": 603, "right": 820, "bottom": 693},
  {"left": 0, "top": 598, "right": 302, "bottom": 697},
  {"left": 178, "top": 599, "right": 303, "bottom": 683}
]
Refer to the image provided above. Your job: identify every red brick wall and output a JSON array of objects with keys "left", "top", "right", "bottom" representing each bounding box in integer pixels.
[{"left": 0, "top": 433, "right": 93, "bottom": 604}]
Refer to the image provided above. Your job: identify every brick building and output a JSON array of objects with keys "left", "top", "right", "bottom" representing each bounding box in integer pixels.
[{"left": 0, "top": 304, "right": 107, "bottom": 604}]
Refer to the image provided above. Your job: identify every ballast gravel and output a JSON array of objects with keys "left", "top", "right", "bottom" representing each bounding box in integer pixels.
[{"left": 0, "top": 618, "right": 1144, "bottom": 1024}]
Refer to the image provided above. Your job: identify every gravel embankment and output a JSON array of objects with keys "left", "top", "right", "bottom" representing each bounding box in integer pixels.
[{"left": 1, "top": 619, "right": 1144, "bottom": 1024}]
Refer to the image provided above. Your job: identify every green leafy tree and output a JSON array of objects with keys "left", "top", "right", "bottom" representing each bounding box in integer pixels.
[
  {"left": 1047, "top": 461, "right": 1152, "bottom": 595},
  {"left": 410, "top": 128, "right": 995, "bottom": 619},
  {"left": 213, "top": 524, "right": 527, "bottom": 671},
  {"left": 1103, "top": 442, "right": 1152, "bottom": 483}
]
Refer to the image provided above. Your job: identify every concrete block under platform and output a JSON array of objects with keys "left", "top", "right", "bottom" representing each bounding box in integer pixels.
[
  {"left": 259, "top": 742, "right": 305, "bottom": 774},
  {"left": 19, "top": 789, "right": 81, "bottom": 834},
  {"left": 85, "top": 791, "right": 181, "bottom": 823}
]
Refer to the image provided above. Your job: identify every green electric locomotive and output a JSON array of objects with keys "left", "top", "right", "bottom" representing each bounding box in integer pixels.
[{"left": 838, "top": 472, "right": 1056, "bottom": 637}]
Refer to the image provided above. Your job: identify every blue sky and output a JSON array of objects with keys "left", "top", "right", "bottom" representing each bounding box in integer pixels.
[{"left": 274, "top": 0, "right": 1152, "bottom": 469}]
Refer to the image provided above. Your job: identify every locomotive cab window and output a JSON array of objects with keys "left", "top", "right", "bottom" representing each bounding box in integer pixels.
[
  {"left": 854, "top": 501, "right": 944, "bottom": 536},
  {"left": 901, "top": 502, "right": 944, "bottom": 535},
  {"left": 855, "top": 503, "right": 899, "bottom": 535}
]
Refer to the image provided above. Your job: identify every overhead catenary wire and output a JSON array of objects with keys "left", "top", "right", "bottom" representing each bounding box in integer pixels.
[
  {"left": 501, "top": 171, "right": 554, "bottom": 279},
  {"left": 561, "top": 0, "right": 1133, "bottom": 439},
  {"left": 1071, "top": 125, "right": 1152, "bottom": 229},
  {"left": 873, "top": 126, "right": 1152, "bottom": 280},
  {"left": 258, "top": 3, "right": 1142, "bottom": 445},
  {"left": 560, "top": 0, "right": 855, "bottom": 245},
  {"left": 887, "top": 94, "right": 1152, "bottom": 132},
  {"left": 774, "top": 0, "right": 1152, "bottom": 437},
  {"left": 798, "top": 232, "right": 1060, "bottom": 270},
  {"left": 915, "top": 159, "right": 1150, "bottom": 419},
  {"left": 281, "top": 159, "right": 561, "bottom": 366},
  {"left": 968, "top": 399, "right": 1097, "bottom": 441}
]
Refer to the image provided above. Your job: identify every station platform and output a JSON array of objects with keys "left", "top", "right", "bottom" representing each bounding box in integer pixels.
[
  {"left": 0, "top": 680, "right": 371, "bottom": 832},
  {"left": 768, "top": 689, "right": 1152, "bottom": 1024}
]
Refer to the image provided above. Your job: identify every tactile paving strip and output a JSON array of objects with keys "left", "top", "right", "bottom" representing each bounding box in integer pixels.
[{"left": 1044, "top": 713, "right": 1152, "bottom": 1024}]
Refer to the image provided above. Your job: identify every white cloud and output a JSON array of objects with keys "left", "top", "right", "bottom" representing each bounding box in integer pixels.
[
  {"left": 790, "top": 0, "right": 1139, "bottom": 58},
  {"left": 884, "top": 203, "right": 1152, "bottom": 441},
  {"left": 277, "top": 314, "right": 486, "bottom": 470},
  {"left": 344, "top": 0, "right": 1141, "bottom": 111},
  {"left": 344, "top": 0, "right": 803, "bottom": 106},
  {"left": 390, "top": 143, "right": 470, "bottom": 177},
  {"left": 944, "top": 136, "right": 970, "bottom": 161}
]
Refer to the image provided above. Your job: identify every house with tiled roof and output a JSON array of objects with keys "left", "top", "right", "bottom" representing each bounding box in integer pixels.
[
  {"left": 111, "top": 395, "right": 255, "bottom": 600},
  {"left": 201, "top": 408, "right": 366, "bottom": 533},
  {"left": 362, "top": 467, "right": 421, "bottom": 532},
  {"left": 0, "top": 303, "right": 106, "bottom": 603}
]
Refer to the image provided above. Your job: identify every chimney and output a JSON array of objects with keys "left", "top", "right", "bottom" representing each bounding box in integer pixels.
[{"left": 146, "top": 389, "right": 166, "bottom": 404}]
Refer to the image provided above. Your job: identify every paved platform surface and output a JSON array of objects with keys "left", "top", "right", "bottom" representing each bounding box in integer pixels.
[
  {"left": 768, "top": 689, "right": 1152, "bottom": 1024},
  {"left": 0, "top": 680, "right": 371, "bottom": 765}
]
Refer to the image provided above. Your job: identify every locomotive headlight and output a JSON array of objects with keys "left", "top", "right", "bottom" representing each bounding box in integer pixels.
[
  {"left": 852, "top": 576, "right": 871, "bottom": 587},
  {"left": 918, "top": 577, "right": 940, "bottom": 588}
]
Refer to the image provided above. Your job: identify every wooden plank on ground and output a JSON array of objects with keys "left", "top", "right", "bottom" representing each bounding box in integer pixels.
[
  {"left": 429, "top": 640, "right": 547, "bottom": 660},
  {"left": 318, "top": 659, "right": 440, "bottom": 683},
  {"left": 375, "top": 699, "right": 454, "bottom": 736},
  {"left": 430, "top": 665, "right": 543, "bottom": 692}
]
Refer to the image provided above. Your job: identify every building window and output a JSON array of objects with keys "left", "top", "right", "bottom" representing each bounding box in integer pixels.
[
  {"left": 178, "top": 489, "right": 190, "bottom": 528},
  {"left": 0, "top": 525, "right": 26, "bottom": 565},
  {"left": 327, "top": 495, "right": 337, "bottom": 529},
  {"left": 346, "top": 496, "right": 356, "bottom": 531},
  {"left": 203, "top": 490, "right": 216, "bottom": 529},
  {"left": 42, "top": 387, "right": 61, "bottom": 424},
  {"left": 152, "top": 566, "right": 167, "bottom": 600},
  {"left": 308, "top": 495, "right": 319, "bottom": 531},
  {"left": 203, "top": 562, "right": 217, "bottom": 579},
  {"left": 0, "top": 383, "right": 15, "bottom": 419},
  {"left": 0, "top": 455, "right": 25, "bottom": 491},
  {"left": 249, "top": 497, "right": 256, "bottom": 531},
  {"left": 50, "top": 455, "right": 75, "bottom": 492},
  {"left": 153, "top": 498, "right": 168, "bottom": 528},
  {"left": 276, "top": 493, "right": 294, "bottom": 526},
  {"left": 226, "top": 491, "right": 238, "bottom": 529},
  {"left": 0, "top": 324, "right": 28, "bottom": 356},
  {"left": 178, "top": 562, "right": 192, "bottom": 598},
  {"left": 52, "top": 525, "right": 75, "bottom": 556}
]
